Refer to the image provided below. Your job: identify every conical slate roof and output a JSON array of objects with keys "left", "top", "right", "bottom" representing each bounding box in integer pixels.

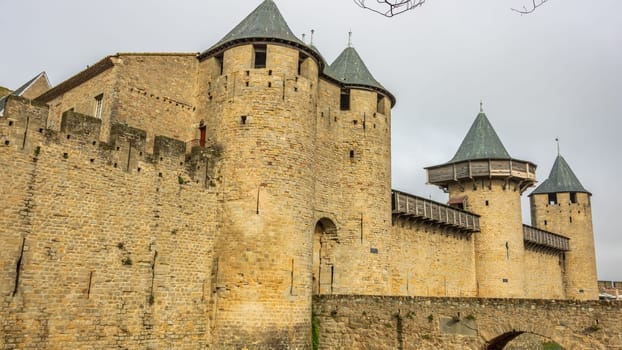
[
  {"left": 200, "top": 0, "right": 306, "bottom": 58},
  {"left": 449, "top": 111, "right": 511, "bottom": 163},
  {"left": 531, "top": 155, "right": 589, "bottom": 195},
  {"left": 329, "top": 46, "right": 395, "bottom": 105}
]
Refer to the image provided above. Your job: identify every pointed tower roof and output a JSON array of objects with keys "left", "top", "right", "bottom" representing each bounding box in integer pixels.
[
  {"left": 199, "top": 0, "right": 314, "bottom": 61},
  {"left": 426, "top": 104, "right": 537, "bottom": 194},
  {"left": 329, "top": 46, "right": 395, "bottom": 106},
  {"left": 531, "top": 155, "right": 590, "bottom": 195},
  {"left": 448, "top": 108, "right": 511, "bottom": 163}
]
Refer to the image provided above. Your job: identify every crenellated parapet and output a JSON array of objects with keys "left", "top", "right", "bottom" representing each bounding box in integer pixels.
[{"left": 1, "top": 96, "right": 222, "bottom": 184}]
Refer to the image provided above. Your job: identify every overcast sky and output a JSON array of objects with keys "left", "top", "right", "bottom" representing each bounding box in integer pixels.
[{"left": 1, "top": 0, "right": 620, "bottom": 280}]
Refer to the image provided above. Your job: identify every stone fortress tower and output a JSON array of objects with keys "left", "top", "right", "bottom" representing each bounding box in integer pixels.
[
  {"left": 529, "top": 153, "right": 598, "bottom": 299},
  {"left": 0, "top": 0, "right": 601, "bottom": 348},
  {"left": 426, "top": 104, "right": 537, "bottom": 298}
]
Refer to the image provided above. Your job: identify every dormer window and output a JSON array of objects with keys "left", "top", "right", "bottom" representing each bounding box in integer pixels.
[
  {"left": 253, "top": 44, "right": 267, "bottom": 69},
  {"left": 340, "top": 88, "right": 350, "bottom": 111}
]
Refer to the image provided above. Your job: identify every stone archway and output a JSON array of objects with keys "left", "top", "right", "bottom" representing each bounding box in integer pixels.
[{"left": 312, "top": 218, "right": 338, "bottom": 295}]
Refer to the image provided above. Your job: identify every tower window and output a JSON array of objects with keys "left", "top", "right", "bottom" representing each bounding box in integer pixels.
[
  {"left": 298, "top": 52, "right": 308, "bottom": 76},
  {"left": 569, "top": 192, "right": 577, "bottom": 204},
  {"left": 548, "top": 193, "right": 557, "bottom": 205},
  {"left": 376, "top": 94, "right": 385, "bottom": 114},
  {"left": 253, "top": 44, "right": 267, "bottom": 69},
  {"left": 94, "top": 94, "right": 104, "bottom": 119},
  {"left": 215, "top": 53, "right": 224, "bottom": 75},
  {"left": 340, "top": 89, "right": 351, "bottom": 111}
]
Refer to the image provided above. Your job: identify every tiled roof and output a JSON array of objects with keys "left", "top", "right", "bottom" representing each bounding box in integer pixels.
[
  {"left": 0, "top": 72, "right": 48, "bottom": 116},
  {"left": 449, "top": 111, "right": 511, "bottom": 163},
  {"left": 531, "top": 155, "right": 590, "bottom": 195},
  {"left": 329, "top": 46, "right": 394, "bottom": 105},
  {"left": 200, "top": 0, "right": 305, "bottom": 58}
]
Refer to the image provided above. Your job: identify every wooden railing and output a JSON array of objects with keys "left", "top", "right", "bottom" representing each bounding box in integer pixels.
[
  {"left": 427, "top": 159, "right": 537, "bottom": 185},
  {"left": 523, "top": 225, "right": 570, "bottom": 252},
  {"left": 392, "top": 190, "right": 480, "bottom": 232}
]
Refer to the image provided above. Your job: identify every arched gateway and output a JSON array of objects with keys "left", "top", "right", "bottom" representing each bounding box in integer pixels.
[{"left": 313, "top": 218, "right": 338, "bottom": 295}]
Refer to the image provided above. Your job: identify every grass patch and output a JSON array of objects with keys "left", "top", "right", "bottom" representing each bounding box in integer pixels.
[
  {"left": 312, "top": 312, "right": 320, "bottom": 350},
  {"left": 542, "top": 341, "right": 564, "bottom": 350}
]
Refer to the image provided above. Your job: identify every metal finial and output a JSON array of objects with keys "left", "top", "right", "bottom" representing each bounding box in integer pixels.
[
  {"left": 480, "top": 100, "right": 484, "bottom": 113},
  {"left": 302, "top": 33, "right": 306, "bottom": 43},
  {"left": 310, "top": 29, "right": 315, "bottom": 45},
  {"left": 348, "top": 31, "right": 352, "bottom": 47},
  {"left": 556, "top": 137, "right": 560, "bottom": 155}
]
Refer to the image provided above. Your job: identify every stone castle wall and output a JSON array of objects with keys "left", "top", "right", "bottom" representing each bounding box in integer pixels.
[
  {"left": 388, "top": 221, "right": 477, "bottom": 297},
  {"left": 0, "top": 96, "right": 220, "bottom": 349},
  {"left": 313, "top": 295, "right": 622, "bottom": 350}
]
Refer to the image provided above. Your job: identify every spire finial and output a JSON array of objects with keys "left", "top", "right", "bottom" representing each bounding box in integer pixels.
[
  {"left": 310, "top": 29, "right": 315, "bottom": 45},
  {"left": 556, "top": 137, "right": 560, "bottom": 156},
  {"left": 480, "top": 100, "right": 484, "bottom": 113},
  {"left": 302, "top": 33, "right": 306, "bottom": 43},
  {"left": 348, "top": 30, "right": 353, "bottom": 47}
]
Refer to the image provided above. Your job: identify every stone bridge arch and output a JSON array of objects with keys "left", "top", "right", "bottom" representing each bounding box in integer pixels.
[{"left": 480, "top": 321, "right": 606, "bottom": 350}]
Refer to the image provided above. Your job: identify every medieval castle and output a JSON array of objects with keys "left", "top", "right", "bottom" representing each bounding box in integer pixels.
[{"left": 0, "top": 0, "right": 599, "bottom": 348}]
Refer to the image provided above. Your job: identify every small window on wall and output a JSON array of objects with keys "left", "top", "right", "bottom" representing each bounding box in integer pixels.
[
  {"left": 377, "top": 94, "right": 385, "bottom": 114},
  {"left": 340, "top": 88, "right": 351, "bottom": 111},
  {"left": 253, "top": 44, "right": 267, "bottom": 69},
  {"left": 298, "top": 52, "right": 308, "bottom": 76},
  {"left": 215, "top": 53, "right": 224, "bottom": 75},
  {"left": 94, "top": 94, "right": 104, "bottom": 119},
  {"left": 548, "top": 193, "right": 557, "bottom": 205},
  {"left": 569, "top": 192, "right": 577, "bottom": 204}
]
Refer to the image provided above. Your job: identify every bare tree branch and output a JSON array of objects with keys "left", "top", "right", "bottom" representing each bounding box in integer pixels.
[
  {"left": 353, "top": 0, "right": 426, "bottom": 17},
  {"left": 511, "top": 0, "right": 549, "bottom": 14},
  {"left": 354, "top": 0, "right": 551, "bottom": 17}
]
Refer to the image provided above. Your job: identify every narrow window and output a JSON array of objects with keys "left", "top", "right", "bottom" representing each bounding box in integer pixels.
[
  {"left": 215, "top": 53, "right": 224, "bottom": 75},
  {"left": 376, "top": 94, "right": 385, "bottom": 114},
  {"left": 548, "top": 193, "right": 557, "bottom": 205},
  {"left": 569, "top": 192, "right": 577, "bottom": 204},
  {"left": 253, "top": 44, "right": 267, "bottom": 69},
  {"left": 485, "top": 200, "right": 489, "bottom": 206},
  {"left": 94, "top": 94, "right": 104, "bottom": 119},
  {"left": 349, "top": 150, "right": 354, "bottom": 158},
  {"left": 199, "top": 125, "right": 207, "bottom": 147},
  {"left": 298, "top": 52, "right": 308, "bottom": 76},
  {"left": 340, "top": 89, "right": 350, "bottom": 111}
]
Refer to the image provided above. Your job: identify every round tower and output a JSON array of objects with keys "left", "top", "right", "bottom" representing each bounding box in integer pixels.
[
  {"left": 425, "top": 105, "right": 536, "bottom": 298},
  {"left": 313, "top": 37, "right": 396, "bottom": 295},
  {"left": 195, "top": 1, "right": 323, "bottom": 347},
  {"left": 529, "top": 153, "right": 598, "bottom": 300}
]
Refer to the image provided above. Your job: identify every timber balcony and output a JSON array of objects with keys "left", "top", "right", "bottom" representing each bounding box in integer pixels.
[
  {"left": 523, "top": 225, "right": 570, "bottom": 252},
  {"left": 426, "top": 159, "right": 537, "bottom": 193},
  {"left": 392, "top": 190, "right": 480, "bottom": 232}
]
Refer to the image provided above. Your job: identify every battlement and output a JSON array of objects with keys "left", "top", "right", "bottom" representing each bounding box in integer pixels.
[{"left": 1, "top": 96, "right": 222, "bottom": 186}]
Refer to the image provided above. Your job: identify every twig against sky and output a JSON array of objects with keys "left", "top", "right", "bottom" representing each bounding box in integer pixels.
[
  {"left": 511, "top": 0, "right": 549, "bottom": 14},
  {"left": 353, "top": 0, "right": 426, "bottom": 17},
  {"left": 353, "top": 0, "right": 551, "bottom": 17}
]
